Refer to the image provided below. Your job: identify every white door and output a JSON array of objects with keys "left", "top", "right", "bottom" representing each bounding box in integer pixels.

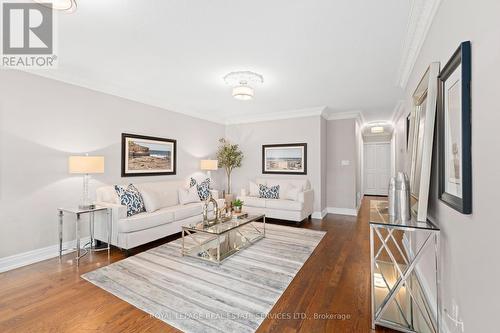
[{"left": 364, "top": 143, "right": 391, "bottom": 196}]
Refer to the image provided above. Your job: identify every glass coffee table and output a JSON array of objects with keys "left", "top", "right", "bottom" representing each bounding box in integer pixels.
[{"left": 181, "top": 214, "right": 265, "bottom": 264}]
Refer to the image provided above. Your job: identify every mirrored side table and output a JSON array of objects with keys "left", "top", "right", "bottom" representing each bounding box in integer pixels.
[
  {"left": 369, "top": 199, "right": 440, "bottom": 333},
  {"left": 57, "top": 206, "right": 111, "bottom": 265}
]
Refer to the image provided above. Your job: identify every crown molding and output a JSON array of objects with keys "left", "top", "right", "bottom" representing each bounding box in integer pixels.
[
  {"left": 18, "top": 69, "right": 228, "bottom": 125},
  {"left": 16, "top": 70, "right": 332, "bottom": 126},
  {"left": 323, "top": 110, "right": 365, "bottom": 124},
  {"left": 225, "top": 106, "right": 327, "bottom": 125},
  {"left": 397, "top": 0, "right": 442, "bottom": 89},
  {"left": 363, "top": 132, "right": 393, "bottom": 139},
  {"left": 18, "top": 69, "right": 369, "bottom": 127}
]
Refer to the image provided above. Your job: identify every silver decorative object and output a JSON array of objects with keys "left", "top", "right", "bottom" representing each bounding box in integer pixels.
[
  {"left": 202, "top": 195, "right": 220, "bottom": 226},
  {"left": 388, "top": 173, "right": 411, "bottom": 221},
  {"left": 397, "top": 172, "right": 411, "bottom": 221},
  {"left": 388, "top": 177, "right": 397, "bottom": 217}
]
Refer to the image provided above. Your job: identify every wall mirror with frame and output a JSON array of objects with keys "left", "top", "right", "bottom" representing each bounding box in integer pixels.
[{"left": 408, "top": 62, "right": 440, "bottom": 222}]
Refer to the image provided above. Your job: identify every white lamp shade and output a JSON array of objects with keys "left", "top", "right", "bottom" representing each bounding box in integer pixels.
[
  {"left": 200, "top": 159, "right": 218, "bottom": 171},
  {"left": 232, "top": 86, "right": 254, "bottom": 100},
  {"left": 69, "top": 156, "right": 105, "bottom": 174}
]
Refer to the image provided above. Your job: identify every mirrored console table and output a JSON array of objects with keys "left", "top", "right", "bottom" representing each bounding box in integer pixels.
[{"left": 369, "top": 200, "right": 440, "bottom": 333}]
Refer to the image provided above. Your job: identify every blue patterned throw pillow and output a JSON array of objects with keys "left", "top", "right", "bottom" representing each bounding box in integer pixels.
[
  {"left": 259, "top": 184, "right": 280, "bottom": 199},
  {"left": 197, "top": 178, "right": 211, "bottom": 201},
  {"left": 190, "top": 177, "right": 211, "bottom": 201},
  {"left": 115, "top": 184, "right": 146, "bottom": 217}
]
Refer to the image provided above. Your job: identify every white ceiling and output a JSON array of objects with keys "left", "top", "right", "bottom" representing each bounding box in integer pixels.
[{"left": 33, "top": 0, "right": 411, "bottom": 124}]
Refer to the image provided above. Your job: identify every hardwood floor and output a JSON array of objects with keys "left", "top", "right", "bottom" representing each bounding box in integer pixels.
[{"left": 0, "top": 197, "right": 396, "bottom": 332}]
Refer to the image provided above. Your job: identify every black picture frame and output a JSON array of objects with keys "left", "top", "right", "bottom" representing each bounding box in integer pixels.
[
  {"left": 121, "top": 133, "right": 177, "bottom": 177},
  {"left": 437, "top": 41, "right": 472, "bottom": 214},
  {"left": 406, "top": 113, "right": 411, "bottom": 151},
  {"left": 262, "top": 143, "right": 307, "bottom": 175}
]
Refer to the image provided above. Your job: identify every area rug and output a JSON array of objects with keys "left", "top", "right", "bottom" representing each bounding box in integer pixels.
[{"left": 82, "top": 223, "right": 325, "bottom": 333}]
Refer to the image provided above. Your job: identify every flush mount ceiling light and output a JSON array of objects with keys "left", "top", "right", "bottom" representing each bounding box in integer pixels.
[
  {"left": 223, "top": 71, "right": 263, "bottom": 101},
  {"left": 34, "top": 0, "right": 77, "bottom": 12},
  {"left": 232, "top": 85, "right": 254, "bottom": 101},
  {"left": 371, "top": 126, "right": 385, "bottom": 134}
]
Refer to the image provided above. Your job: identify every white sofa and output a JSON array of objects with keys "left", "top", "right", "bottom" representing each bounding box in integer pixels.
[
  {"left": 239, "top": 178, "right": 314, "bottom": 224},
  {"left": 93, "top": 179, "right": 221, "bottom": 250}
]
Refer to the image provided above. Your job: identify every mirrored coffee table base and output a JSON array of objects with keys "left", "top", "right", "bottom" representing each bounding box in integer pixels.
[{"left": 182, "top": 214, "right": 265, "bottom": 264}]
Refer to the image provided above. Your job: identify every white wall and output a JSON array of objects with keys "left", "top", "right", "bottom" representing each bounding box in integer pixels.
[
  {"left": 394, "top": 0, "right": 500, "bottom": 331},
  {"left": 225, "top": 116, "right": 323, "bottom": 213},
  {"left": 320, "top": 117, "right": 327, "bottom": 212},
  {"left": 326, "top": 118, "right": 357, "bottom": 210},
  {"left": 0, "top": 70, "right": 225, "bottom": 258},
  {"left": 0, "top": 70, "right": 362, "bottom": 261},
  {"left": 226, "top": 116, "right": 361, "bottom": 216}
]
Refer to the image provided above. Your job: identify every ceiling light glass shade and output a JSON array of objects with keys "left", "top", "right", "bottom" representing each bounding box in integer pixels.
[
  {"left": 232, "top": 86, "right": 254, "bottom": 101},
  {"left": 223, "top": 71, "right": 263, "bottom": 86},
  {"left": 371, "top": 126, "right": 384, "bottom": 134},
  {"left": 224, "top": 71, "right": 263, "bottom": 100},
  {"left": 34, "top": 0, "right": 77, "bottom": 12}
]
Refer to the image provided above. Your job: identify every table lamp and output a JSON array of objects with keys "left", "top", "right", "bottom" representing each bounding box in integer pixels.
[
  {"left": 200, "top": 159, "right": 218, "bottom": 179},
  {"left": 69, "top": 155, "right": 105, "bottom": 209}
]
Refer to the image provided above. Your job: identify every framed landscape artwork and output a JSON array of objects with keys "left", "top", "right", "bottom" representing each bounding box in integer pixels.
[
  {"left": 121, "top": 133, "right": 177, "bottom": 177},
  {"left": 437, "top": 41, "right": 472, "bottom": 214},
  {"left": 262, "top": 143, "right": 307, "bottom": 175}
]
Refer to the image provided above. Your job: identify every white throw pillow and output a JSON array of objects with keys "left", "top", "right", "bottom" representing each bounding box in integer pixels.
[
  {"left": 178, "top": 186, "right": 200, "bottom": 205},
  {"left": 249, "top": 181, "right": 260, "bottom": 197},
  {"left": 139, "top": 188, "right": 163, "bottom": 213},
  {"left": 285, "top": 185, "right": 300, "bottom": 201},
  {"left": 279, "top": 183, "right": 289, "bottom": 199}
]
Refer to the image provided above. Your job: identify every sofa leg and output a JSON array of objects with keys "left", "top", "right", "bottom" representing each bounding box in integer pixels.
[{"left": 308, "top": 214, "right": 312, "bottom": 220}]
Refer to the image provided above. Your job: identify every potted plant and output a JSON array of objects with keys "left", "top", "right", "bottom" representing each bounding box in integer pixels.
[
  {"left": 216, "top": 138, "right": 243, "bottom": 198},
  {"left": 232, "top": 199, "right": 244, "bottom": 213}
]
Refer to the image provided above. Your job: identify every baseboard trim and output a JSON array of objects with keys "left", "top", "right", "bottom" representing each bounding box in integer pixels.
[
  {"left": 312, "top": 209, "right": 328, "bottom": 219},
  {"left": 326, "top": 207, "right": 358, "bottom": 217},
  {"left": 0, "top": 237, "right": 90, "bottom": 273}
]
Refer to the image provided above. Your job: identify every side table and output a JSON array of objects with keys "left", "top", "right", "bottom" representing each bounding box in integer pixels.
[
  {"left": 57, "top": 206, "right": 111, "bottom": 265},
  {"left": 369, "top": 199, "right": 440, "bottom": 333}
]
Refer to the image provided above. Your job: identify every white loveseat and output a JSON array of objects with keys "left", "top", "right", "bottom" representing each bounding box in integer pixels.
[
  {"left": 239, "top": 178, "right": 314, "bottom": 224},
  {"left": 93, "top": 179, "right": 220, "bottom": 250}
]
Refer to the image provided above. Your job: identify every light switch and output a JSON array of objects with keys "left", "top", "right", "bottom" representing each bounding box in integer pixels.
[{"left": 341, "top": 160, "right": 350, "bottom": 166}]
